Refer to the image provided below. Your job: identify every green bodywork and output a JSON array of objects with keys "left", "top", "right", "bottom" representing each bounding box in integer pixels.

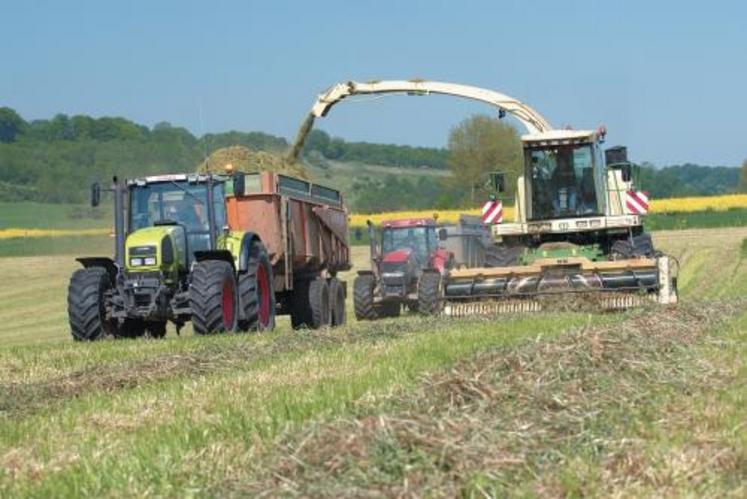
[
  {"left": 519, "top": 244, "right": 605, "bottom": 265},
  {"left": 125, "top": 225, "right": 246, "bottom": 276}
]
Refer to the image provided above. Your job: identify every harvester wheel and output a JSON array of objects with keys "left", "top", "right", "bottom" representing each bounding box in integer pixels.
[
  {"left": 190, "top": 260, "right": 238, "bottom": 334},
  {"left": 353, "top": 274, "right": 378, "bottom": 321},
  {"left": 308, "top": 278, "right": 331, "bottom": 328},
  {"left": 418, "top": 272, "right": 443, "bottom": 316},
  {"left": 67, "top": 267, "right": 115, "bottom": 341},
  {"left": 239, "top": 241, "right": 276, "bottom": 332},
  {"left": 329, "top": 278, "right": 346, "bottom": 326}
]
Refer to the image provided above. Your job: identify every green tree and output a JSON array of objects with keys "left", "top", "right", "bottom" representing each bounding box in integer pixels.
[
  {"left": 740, "top": 159, "right": 747, "bottom": 193},
  {"left": 447, "top": 114, "right": 522, "bottom": 202},
  {"left": 0, "top": 107, "right": 27, "bottom": 143}
]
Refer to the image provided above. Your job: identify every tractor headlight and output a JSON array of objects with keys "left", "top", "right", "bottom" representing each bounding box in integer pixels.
[
  {"left": 130, "top": 257, "right": 144, "bottom": 267},
  {"left": 143, "top": 257, "right": 157, "bottom": 266}
]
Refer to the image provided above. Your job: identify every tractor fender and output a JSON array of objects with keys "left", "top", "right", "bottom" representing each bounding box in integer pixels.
[
  {"left": 237, "top": 232, "right": 262, "bottom": 273},
  {"left": 193, "top": 250, "right": 236, "bottom": 270},
  {"left": 76, "top": 257, "right": 118, "bottom": 283},
  {"left": 429, "top": 249, "right": 452, "bottom": 275}
]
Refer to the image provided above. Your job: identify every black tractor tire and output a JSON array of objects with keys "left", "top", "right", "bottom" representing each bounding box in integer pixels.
[
  {"left": 406, "top": 301, "right": 419, "bottom": 313},
  {"left": 308, "top": 278, "right": 331, "bottom": 328},
  {"left": 353, "top": 274, "right": 378, "bottom": 321},
  {"left": 378, "top": 301, "right": 401, "bottom": 318},
  {"left": 116, "top": 318, "right": 147, "bottom": 339},
  {"left": 418, "top": 272, "right": 444, "bottom": 316},
  {"left": 329, "top": 278, "right": 346, "bottom": 327},
  {"left": 190, "top": 260, "right": 239, "bottom": 334},
  {"left": 147, "top": 321, "right": 167, "bottom": 339},
  {"left": 67, "top": 267, "right": 115, "bottom": 341},
  {"left": 238, "top": 241, "right": 276, "bottom": 332},
  {"left": 290, "top": 279, "right": 312, "bottom": 329}
]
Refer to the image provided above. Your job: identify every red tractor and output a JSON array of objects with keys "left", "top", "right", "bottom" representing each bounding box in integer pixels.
[{"left": 353, "top": 218, "right": 450, "bottom": 319}]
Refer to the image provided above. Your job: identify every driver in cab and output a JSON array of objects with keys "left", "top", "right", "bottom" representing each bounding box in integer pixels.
[{"left": 551, "top": 152, "right": 578, "bottom": 214}]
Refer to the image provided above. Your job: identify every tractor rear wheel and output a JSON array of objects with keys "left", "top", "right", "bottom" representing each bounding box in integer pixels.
[
  {"left": 329, "top": 278, "right": 346, "bottom": 326},
  {"left": 67, "top": 267, "right": 115, "bottom": 341},
  {"left": 418, "top": 272, "right": 443, "bottom": 316},
  {"left": 238, "top": 241, "right": 276, "bottom": 332},
  {"left": 190, "top": 260, "right": 238, "bottom": 334},
  {"left": 353, "top": 274, "right": 378, "bottom": 321}
]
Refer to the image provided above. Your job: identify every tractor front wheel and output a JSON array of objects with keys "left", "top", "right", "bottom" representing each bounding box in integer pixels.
[
  {"left": 418, "top": 272, "right": 444, "bottom": 316},
  {"left": 190, "top": 260, "right": 238, "bottom": 334},
  {"left": 353, "top": 274, "right": 378, "bottom": 321},
  {"left": 67, "top": 267, "right": 115, "bottom": 341}
]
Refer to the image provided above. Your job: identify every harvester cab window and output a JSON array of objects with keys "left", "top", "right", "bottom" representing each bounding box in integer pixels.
[{"left": 528, "top": 144, "right": 599, "bottom": 220}]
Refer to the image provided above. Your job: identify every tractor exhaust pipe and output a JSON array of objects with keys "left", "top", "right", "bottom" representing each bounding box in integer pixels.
[
  {"left": 366, "top": 220, "right": 380, "bottom": 278},
  {"left": 206, "top": 175, "right": 217, "bottom": 250},
  {"left": 113, "top": 176, "right": 126, "bottom": 269}
]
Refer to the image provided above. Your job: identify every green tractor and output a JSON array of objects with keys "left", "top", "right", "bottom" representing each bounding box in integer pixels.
[{"left": 67, "top": 173, "right": 275, "bottom": 340}]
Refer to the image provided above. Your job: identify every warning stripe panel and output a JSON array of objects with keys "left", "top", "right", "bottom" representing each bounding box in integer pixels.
[
  {"left": 626, "top": 191, "right": 649, "bottom": 214},
  {"left": 481, "top": 200, "right": 503, "bottom": 224}
]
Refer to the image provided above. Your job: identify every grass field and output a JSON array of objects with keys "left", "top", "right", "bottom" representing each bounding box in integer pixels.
[{"left": 0, "top": 227, "right": 745, "bottom": 496}]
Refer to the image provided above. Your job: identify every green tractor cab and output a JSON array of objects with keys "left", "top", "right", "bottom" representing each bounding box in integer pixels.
[{"left": 67, "top": 173, "right": 275, "bottom": 340}]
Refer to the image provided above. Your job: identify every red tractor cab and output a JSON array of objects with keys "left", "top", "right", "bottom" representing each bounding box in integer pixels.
[{"left": 353, "top": 218, "right": 450, "bottom": 320}]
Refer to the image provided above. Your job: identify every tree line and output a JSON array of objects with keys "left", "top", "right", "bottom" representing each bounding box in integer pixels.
[
  {"left": 0, "top": 107, "right": 743, "bottom": 209},
  {"left": 0, "top": 108, "right": 448, "bottom": 204}
]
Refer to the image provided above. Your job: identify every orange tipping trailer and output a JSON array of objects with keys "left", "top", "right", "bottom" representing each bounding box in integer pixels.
[{"left": 225, "top": 171, "right": 350, "bottom": 329}]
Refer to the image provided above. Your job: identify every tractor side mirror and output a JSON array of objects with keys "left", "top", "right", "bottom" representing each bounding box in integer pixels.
[
  {"left": 90, "top": 182, "right": 101, "bottom": 207},
  {"left": 488, "top": 172, "right": 505, "bottom": 193},
  {"left": 233, "top": 172, "right": 246, "bottom": 196},
  {"left": 438, "top": 228, "right": 448, "bottom": 241}
]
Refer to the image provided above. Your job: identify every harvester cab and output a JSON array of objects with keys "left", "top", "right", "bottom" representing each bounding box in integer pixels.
[
  {"left": 68, "top": 172, "right": 275, "bottom": 340},
  {"left": 353, "top": 218, "right": 449, "bottom": 320}
]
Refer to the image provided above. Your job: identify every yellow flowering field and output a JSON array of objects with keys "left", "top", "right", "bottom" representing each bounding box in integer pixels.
[
  {"left": 0, "top": 228, "right": 110, "bottom": 240},
  {"left": 349, "top": 193, "right": 747, "bottom": 226},
  {"left": 1, "top": 194, "right": 746, "bottom": 238}
]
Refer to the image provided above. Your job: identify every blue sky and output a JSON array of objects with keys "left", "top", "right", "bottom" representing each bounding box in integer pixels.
[{"left": 1, "top": 0, "right": 744, "bottom": 166}]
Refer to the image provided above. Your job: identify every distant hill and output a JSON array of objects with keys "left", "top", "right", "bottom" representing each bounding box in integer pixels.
[{"left": 0, "top": 107, "right": 740, "bottom": 211}]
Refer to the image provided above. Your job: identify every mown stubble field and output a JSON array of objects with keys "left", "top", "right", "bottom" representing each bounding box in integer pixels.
[{"left": 0, "top": 227, "right": 745, "bottom": 497}]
